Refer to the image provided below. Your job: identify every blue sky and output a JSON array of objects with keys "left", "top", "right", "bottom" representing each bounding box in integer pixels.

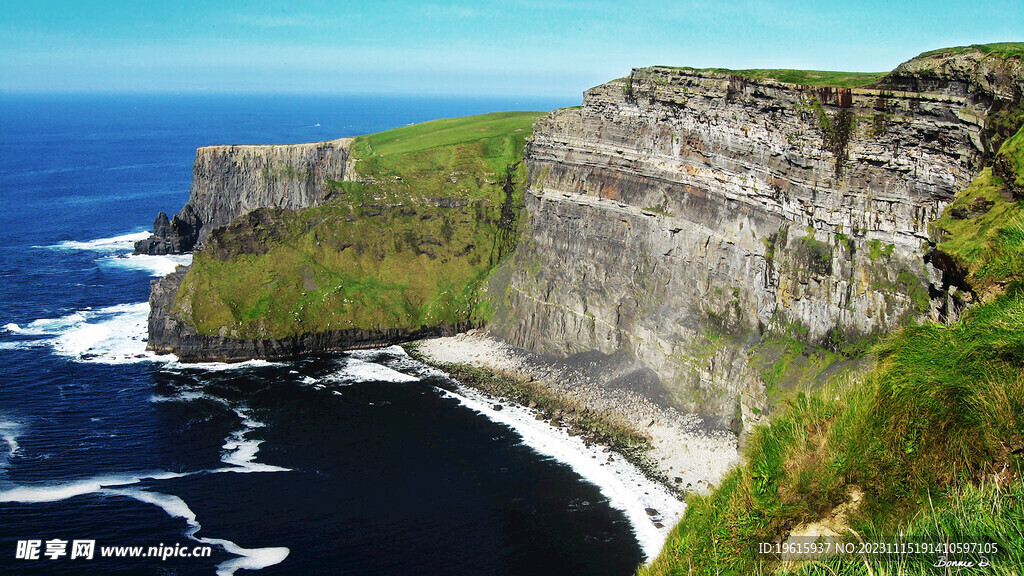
[{"left": 2, "top": 0, "right": 1021, "bottom": 96}]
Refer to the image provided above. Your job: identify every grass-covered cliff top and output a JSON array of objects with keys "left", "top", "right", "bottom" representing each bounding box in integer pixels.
[
  {"left": 652, "top": 42, "right": 1023, "bottom": 90},
  {"left": 174, "top": 111, "right": 542, "bottom": 338},
  {"left": 917, "top": 42, "right": 1024, "bottom": 60},
  {"left": 662, "top": 67, "right": 887, "bottom": 88}
]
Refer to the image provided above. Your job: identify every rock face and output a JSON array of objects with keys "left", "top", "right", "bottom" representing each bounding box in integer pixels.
[
  {"left": 486, "top": 51, "right": 1022, "bottom": 426},
  {"left": 135, "top": 138, "right": 352, "bottom": 254},
  {"left": 133, "top": 207, "right": 201, "bottom": 254},
  {"left": 148, "top": 268, "right": 470, "bottom": 362}
]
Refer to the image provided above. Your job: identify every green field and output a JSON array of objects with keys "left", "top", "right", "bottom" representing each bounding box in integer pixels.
[{"left": 173, "top": 111, "right": 543, "bottom": 338}]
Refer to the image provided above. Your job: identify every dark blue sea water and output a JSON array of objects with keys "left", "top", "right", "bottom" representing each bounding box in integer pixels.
[{"left": 0, "top": 93, "right": 657, "bottom": 575}]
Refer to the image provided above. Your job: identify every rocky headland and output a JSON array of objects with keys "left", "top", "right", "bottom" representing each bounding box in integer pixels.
[
  {"left": 135, "top": 138, "right": 352, "bottom": 255},
  {"left": 141, "top": 48, "right": 1023, "bottom": 425},
  {"left": 136, "top": 43, "right": 1024, "bottom": 575}
]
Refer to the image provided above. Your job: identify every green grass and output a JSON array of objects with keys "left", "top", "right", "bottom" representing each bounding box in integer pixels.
[
  {"left": 930, "top": 125, "right": 1024, "bottom": 292},
  {"left": 661, "top": 67, "right": 886, "bottom": 88},
  {"left": 917, "top": 42, "right": 1024, "bottom": 60},
  {"left": 790, "top": 481, "right": 1024, "bottom": 575},
  {"left": 641, "top": 285, "right": 1024, "bottom": 576},
  {"left": 348, "top": 111, "right": 537, "bottom": 201},
  {"left": 1001, "top": 122, "right": 1024, "bottom": 191},
  {"left": 356, "top": 111, "right": 535, "bottom": 160},
  {"left": 174, "top": 111, "right": 543, "bottom": 338},
  {"left": 867, "top": 239, "right": 895, "bottom": 260}
]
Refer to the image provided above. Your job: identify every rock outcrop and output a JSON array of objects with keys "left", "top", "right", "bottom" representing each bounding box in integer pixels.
[
  {"left": 133, "top": 207, "right": 201, "bottom": 254},
  {"left": 148, "top": 267, "right": 470, "bottom": 362},
  {"left": 486, "top": 50, "right": 1022, "bottom": 426},
  {"left": 135, "top": 138, "right": 352, "bottom": 254}
]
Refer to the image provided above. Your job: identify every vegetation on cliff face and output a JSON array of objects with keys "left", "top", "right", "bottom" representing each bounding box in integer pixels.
[
  {"left": 173, "top": 112, "right": 541, "bottom": 338},
  {"left": 642, "top": 291, "right": 1024, "bottom": 575},
  {"left": 641, "top": 154, "right": 1024, "bottom": 576},
  {"left": 930, "top": 124, "right": 1024, "bottom": 294}
]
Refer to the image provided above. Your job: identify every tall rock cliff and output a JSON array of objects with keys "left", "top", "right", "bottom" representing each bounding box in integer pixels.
[
  {"left": 135, "top": 138, "right": 352, "bottom": 254},
  {"left": 486, "top": 49, "right": 1022, "bottom": 427},
  {"left": 144, "top": 112, "right": 541, "bottom": 361}
]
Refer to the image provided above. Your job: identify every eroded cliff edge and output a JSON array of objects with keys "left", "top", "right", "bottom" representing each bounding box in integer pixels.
[
  {"left": 146, "top": 113, "right": 539, "bottom": 362},
  {"left": 485, "top": 49, "right": 1023, "bottom": 428},
  {"left": 135, "top": 138, "right": 352, "bottom": 254}
]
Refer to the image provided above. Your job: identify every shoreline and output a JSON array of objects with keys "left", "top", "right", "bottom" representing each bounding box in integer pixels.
[
  {"left": 407, "top": 330, "right": 742, "bottom": 562},
  {"left": 409, "top": 330, "right": 741, "bottom": 494}
]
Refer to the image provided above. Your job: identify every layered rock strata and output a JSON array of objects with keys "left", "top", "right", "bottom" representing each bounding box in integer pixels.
[
  {"left": 487, "top": 51, "right": 1021, "bottom": 425},
  {"left": 136, "top": 138, "right": 352, "bottom": 254}
]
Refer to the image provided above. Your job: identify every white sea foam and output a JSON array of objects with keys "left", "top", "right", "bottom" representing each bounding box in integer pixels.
[
  {"left": 41, "top": 231, "right": 152, "bottom": 251},
  {"left": 322, "top": 357, "right": 419, "bottom": 385},
  {"left": 0, "top": 471, "right": 185, "bottom": 503},
  {"left": 0, "top": 340, "right": 38, "bottom": 351},
  {"left": 18, "top": 303, "right": 173, "bottom": 364},
  {"left": 203, "top": 538, "right": 291, "bottom": 576},
  {"left": 99, "top": 253, "right": 192, "bottom": 277},
  {"left": 437, "top": 384, "right": 685, "bottom": 563},
  {"left": 5, "top": 310, "right": 91, "bottom": 336},
  {"left": 215, "top": 408, "right": 290, "bottom": 474},
  {"left": 0, "top": 420, "right": 21, "bottom": 468},
  {"left": 3, "top": 303, "right": 181, "bottom": 364},
  {"left": 165, "top": 358, "right": 281, "bottom": 371},
  {"left": 150, "top": 391, "right": 202, "bottom": 403},
  {"left": 149, "top": 393, "right": 289, "bottom": 474},
  {"left": 104, "top": 488, "right": 289, "bottom": 575},
  {"left": 3, "top": 231, "right": 191, "bottom": 363},
  {"left": 2, "top": 470, "right": 289, "bottom": 574}
]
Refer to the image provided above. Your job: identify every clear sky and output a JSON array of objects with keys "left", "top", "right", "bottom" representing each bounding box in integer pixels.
[{"left": 2, "top": 0, "right": 1021, "bottom": 97}]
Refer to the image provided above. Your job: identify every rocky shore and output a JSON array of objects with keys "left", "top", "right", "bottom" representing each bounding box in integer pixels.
[{"left": 411, "top": 330, "right": 740, "bottom": 494}]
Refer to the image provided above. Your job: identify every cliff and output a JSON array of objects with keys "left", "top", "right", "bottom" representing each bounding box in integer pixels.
[
  {"left": 148, "top": 269, "right": 470, "bottom": 362},
  {"left": 485, "top": 48, "right": 1023, "bottom": 426},
  {"left": 135, "top": 138, "right": 352, "bottom": 254},
  {"left": 145, "top": 113, "right": 540, "bottom": 361},
  {"left": 141, "top": 48, "right": 1023, "bottom": 429}
]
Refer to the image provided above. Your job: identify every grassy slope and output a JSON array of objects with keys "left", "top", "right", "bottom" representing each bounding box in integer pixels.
[
  {"left": 641, "top": 126, "right": 1024, "bottom": 576},
  {"left": 174, "top": 112, "right": 542, "bottom": 338},
  {"left": 930, "top": 125, "right": 1024, "bottom": 294},
  {"left": 642, "top": 279, "right": 1024, "bottom": 576}
]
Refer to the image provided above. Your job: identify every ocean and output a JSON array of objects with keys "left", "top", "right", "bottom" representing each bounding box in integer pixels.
[{"left": 0, "top": 93, "right": 675, "bottom": 575}]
